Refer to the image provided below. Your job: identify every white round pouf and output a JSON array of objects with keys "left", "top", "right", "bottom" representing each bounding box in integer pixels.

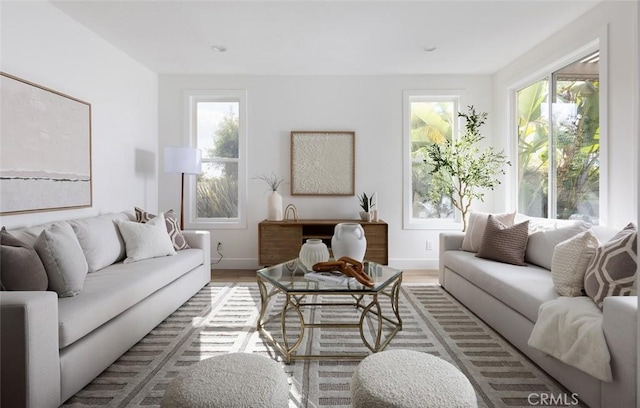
[
  {"left": 351, "top": 349, "right": 477, "bottom": 408},
  {"left": 161, "top": 353, "right": 289, "bottom": 408}
]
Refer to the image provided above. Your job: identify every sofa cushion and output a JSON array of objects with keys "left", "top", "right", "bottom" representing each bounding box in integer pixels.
[
  {"left": 444, "top": 250, "right": 558, "bottom": 322},
  {"left": 56, "top": 248, "right": 203, "bottom": 348},
  {"left": 462, "top": 211, "right": 516, "bottom": 252},
  {"left": 34, "top": 223, "right": 88, "bottom": 297},
  {"left": 526, "top": 222, "right": 590, "bottom": 270},
  {"left": 476, "top": 216, "right": 529, "bottom": 266},
  {"left": 135, "top": 207, "right": 191, "bottom": 250},
  {"left": 551, "top": 230, "right": 600, "bottom": 296},
  {"left": 116, "top": 214, "right": 176, "bottom": 263},
  {"left": 69, "top": 213, "right": 132, "bottom": 273},
  {"left": 0, "top": 227, "right": 48, "bottom": 291},
  {"left": 584, "top": 223, "right": 637, "bottom": 309}
]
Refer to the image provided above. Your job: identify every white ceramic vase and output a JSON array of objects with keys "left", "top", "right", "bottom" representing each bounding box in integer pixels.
[
  {"left": 299, "top": 239, "right": 330, "bottom": 270},
  {"left": 331, "top": 223, "right": 367, "bottom": 262},
  {"left": 267, "top": 191, "right": 283, "bottom": 221}
]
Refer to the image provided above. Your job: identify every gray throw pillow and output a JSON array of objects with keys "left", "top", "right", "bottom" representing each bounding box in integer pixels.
[
  {"left": 34, "top": 223, "right": 89, "bottom": 297},
  {"left": 0, "top": 227, "right": 48, "bottom": 291},
  {"left": 476, "top": 215, "right": 530, "bottom": 266},
  {"left": 134, "top": 207, "right": 190, "bottom": 250},
  {"left": 525, "top": 222, "right": 591, "bottom": 270},
  {"left": 584, "top": 223, "right": 637, "bottom": 309}
]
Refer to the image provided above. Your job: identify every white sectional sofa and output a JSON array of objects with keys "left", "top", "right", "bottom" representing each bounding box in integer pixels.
[
  {"left": 0, "top": 212, "right": 211, "bottom": 407},
  {"left": 439, "top": 223, "right": 637, "bottom": 408}
]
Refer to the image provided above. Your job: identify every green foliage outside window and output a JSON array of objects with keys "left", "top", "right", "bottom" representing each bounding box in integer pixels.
[
  {"left": 196, "top": 109, "right": 239, "bottom": 219},
  {"left": 517, "top": 75, "right": 600, "bottom": 222},
  {"left": 410, "top": 101, "right": 455, "bottom": 220}
]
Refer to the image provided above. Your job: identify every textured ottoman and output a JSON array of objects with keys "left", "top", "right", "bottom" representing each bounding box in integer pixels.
[
  {"left": 161, "top": 353, "right": 289, "bottom": 408},
  {"left": 351, "top": 349, "right": 477, "bottom": 408}
]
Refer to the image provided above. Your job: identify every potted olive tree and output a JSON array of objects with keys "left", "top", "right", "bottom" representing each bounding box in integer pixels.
[{"left": 420, "top": 106, "right": 510, "bottom": 231}]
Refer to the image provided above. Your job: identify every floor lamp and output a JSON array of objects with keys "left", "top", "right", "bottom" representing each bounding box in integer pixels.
[{"left": 164, "top": 147, "right": 202, "bottom": 230}]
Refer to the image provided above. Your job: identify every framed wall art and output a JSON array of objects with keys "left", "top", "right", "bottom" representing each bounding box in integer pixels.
[
  {"left": 290, "top": 131, "right": 355, "bottom": 196},
  {"left": 0, "top": 72, "right": 92, "bottom": 214}
]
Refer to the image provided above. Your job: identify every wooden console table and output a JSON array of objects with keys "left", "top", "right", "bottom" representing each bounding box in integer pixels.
[{"left": 258, "top": 219, "right": 388, "bottom": 266}]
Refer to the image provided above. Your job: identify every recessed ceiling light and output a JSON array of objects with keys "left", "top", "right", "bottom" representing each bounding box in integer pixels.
[
  {"left": 423, "top": 46, "right": 437, "bottom": 52},
  {"left": 211, "top": 45, "right": 227, "bottom": 53}
]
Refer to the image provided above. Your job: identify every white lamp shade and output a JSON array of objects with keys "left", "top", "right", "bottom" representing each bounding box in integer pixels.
[{"left": 164, "top": 147, "right": 202, "bottom": 175}]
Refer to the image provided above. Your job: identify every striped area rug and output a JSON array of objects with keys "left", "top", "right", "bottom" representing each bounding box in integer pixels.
[{"left": 63, "top": 282, "right": 579, "bottom": 407}]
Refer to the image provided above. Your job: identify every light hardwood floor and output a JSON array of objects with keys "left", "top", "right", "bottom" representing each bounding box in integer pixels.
[{"left": 211, "top": 268, "right": 439, "bottom": 284}]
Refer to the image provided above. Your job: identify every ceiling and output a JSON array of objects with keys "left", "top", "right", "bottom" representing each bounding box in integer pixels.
[{"left": 51, "top": 0, "right": 602, "bottom": 76}]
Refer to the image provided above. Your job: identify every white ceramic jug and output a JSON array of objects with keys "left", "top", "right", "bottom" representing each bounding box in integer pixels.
[{"left": 331, "top": 223, "right": 367, "bottom": 262}]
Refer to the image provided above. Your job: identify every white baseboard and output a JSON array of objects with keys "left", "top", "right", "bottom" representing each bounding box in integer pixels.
[
  {"left": 387, "top": 259, "right": 438, "bottom": 270},
  {"left": 211, "top": 258, "right": 438, "bottom": 271}
]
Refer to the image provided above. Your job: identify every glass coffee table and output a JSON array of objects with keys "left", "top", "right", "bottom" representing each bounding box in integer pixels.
[{"left": 256, "top": 259, "right": 402, "bottom": 363}]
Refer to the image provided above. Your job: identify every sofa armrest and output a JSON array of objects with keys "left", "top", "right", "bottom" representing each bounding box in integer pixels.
[
  {"left": 182, "top": 230, "right": 211, "bottom": 273},
  {"left": 438, "top": 232, "right": 465, "bottom": 286},
  {"left": 602, "top": 296, "right": 637, "bottom": 407},
  {"left": 1, "top": 291, "right": 60, "bottom": 408}
]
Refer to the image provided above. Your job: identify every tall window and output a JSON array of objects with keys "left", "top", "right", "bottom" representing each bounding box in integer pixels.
[
  {"left": 186, "top": 90, "right": 247, "bottom": 229},
  {"left": 403, "top": 91, "right": 460, "bottom": 229},
  {"left": 517, "top": 51, "right": 600, "bottom": 223}
]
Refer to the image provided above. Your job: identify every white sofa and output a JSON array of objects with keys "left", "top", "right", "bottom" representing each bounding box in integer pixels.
[
  {"left": 0, "top": 212, "right": 211, "bottom": 407},
  {"left": 439, "top": 225, "right": 637, "bottom": 408}
]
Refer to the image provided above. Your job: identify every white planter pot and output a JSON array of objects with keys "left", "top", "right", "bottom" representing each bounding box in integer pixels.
[
  {"left": 267, "top": 191, "right": 283, "bottom": 221},
  {"left": 299, "top": 239, "right": 330, "bottom": 270},
  {"left": 331, "top": 223, "right": 367, "bottom": 262}
]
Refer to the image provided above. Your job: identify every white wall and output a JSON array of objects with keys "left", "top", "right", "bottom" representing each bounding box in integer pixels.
[
  {"left": 492, "top": 0, "right": 639, "bottom": 229},
  {"left": 0, "top": 1, "right": 158, "bottom": 229},
  {"left": 158, "top": 75, "right": 492, "bottom": 269}
]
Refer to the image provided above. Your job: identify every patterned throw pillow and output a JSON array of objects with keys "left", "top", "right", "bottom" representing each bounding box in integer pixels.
[
  {"left": 134, "top": 207, "right": 191, "bottom": 251},
  {"left": 551, "top": 230, "right": 599, "bottom": 297},
  {"left": 476, "top": 215, "right": 530, "bottom": 266},
  {"left": 584, "top": 223, "right": 637, "bottom": 309}
]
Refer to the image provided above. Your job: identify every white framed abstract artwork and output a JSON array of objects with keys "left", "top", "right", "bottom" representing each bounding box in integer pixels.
[
  {"left": 0, "top": 72, "right": 92, "bottom": 214},
  {"left": 290, "top": 131, "right": 355, "bottom": 196}
]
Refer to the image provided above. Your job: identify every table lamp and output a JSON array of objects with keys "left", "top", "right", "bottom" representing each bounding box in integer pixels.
[{"left": 164, "top": 146, "right": 202, "bottom": 229}]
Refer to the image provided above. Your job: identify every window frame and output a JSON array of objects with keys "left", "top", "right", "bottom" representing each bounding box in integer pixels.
[
  {"left": 183, "top": 89, "right": 248, "bottom": 230},
  {"left": 402, "top": 89, "right": 464, "bottom": 230},
  {"left": 509, "top": 37, "right": 606, "bottom": 224}
]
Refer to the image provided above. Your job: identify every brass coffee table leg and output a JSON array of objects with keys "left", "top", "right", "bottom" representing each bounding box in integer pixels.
[{"left": 281, "top": 293, "right": 305, "bottom": 364}]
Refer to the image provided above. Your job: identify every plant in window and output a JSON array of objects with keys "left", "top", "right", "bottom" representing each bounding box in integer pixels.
[{"left": 420, "top": 106, "right": 511, "bottom": 231}]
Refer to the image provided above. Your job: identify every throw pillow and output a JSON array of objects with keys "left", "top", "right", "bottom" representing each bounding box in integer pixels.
[
  {"left": 134, "top": 207, "right": 190, "bottom": 250},
  {"left": 584, "top": 223, "right": 637, "bottom": 309},
  {"left": 476, "top": 215, "right": 530, "bottom": 266},
  {"left": 116, "top": 213, "right": 176, "bottom": 263},
  {"left": 551, "top": 230, "right": 600, "bottom": 296},
  {"left": 462, "top": 211, "right": 516, "bottom": 253},
  {"left": 69, "top": 213, "right": 130, "bottom": 273},
  {"left": 525, "top": 222, "right": 591, "bottom": 270},
  {"left": 0, "top": 227, "right": 48, "bottom": 291},
  {"left": 34, "top": 223, "right": 89, "bottom": 297}
]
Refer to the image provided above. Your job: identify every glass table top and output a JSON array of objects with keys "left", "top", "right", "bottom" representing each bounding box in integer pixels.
[{"left": 256, "top": 258, "right": 402, "bottom": 293}]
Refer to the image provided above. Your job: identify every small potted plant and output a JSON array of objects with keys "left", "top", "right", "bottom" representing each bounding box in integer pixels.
[{"left": 358, "top": 192, "right": 375, "bottom": 221}]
